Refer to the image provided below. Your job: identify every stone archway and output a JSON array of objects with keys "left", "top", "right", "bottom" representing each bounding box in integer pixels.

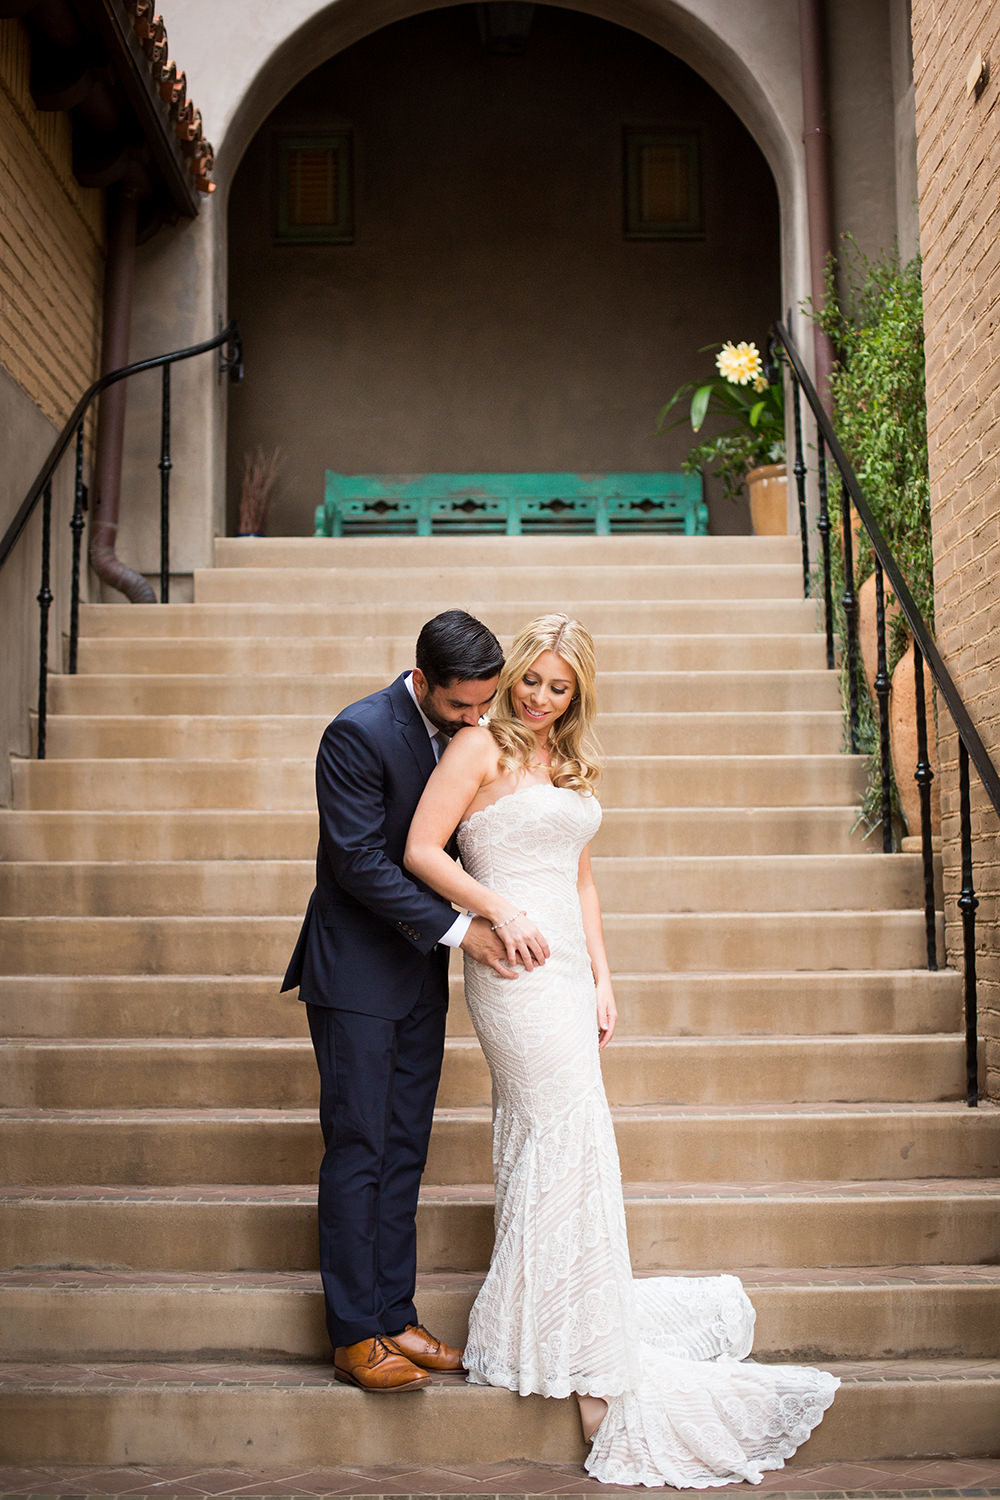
[
  {"left": 225, "top": 6, "right": 784, "bottom": 536},
  {"left": 122, "top": 0, "right": 810, "bottom": 573}
]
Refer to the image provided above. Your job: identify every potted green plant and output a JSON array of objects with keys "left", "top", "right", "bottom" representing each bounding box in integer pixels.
[
  {"left": 812, "top": 239, "right": 935, "bottom": 839},
  {"left": 657, "top": 340, "right": 786, "bottom": 531}
]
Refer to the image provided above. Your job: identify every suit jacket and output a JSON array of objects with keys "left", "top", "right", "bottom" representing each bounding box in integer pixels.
[{"left": 281, "top": 673, "right": 458, "bottom": 1019}]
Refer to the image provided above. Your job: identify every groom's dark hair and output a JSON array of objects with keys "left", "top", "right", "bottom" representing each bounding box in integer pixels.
[{"left": 416, "top": 609, "right": 504, "bottom": 688}]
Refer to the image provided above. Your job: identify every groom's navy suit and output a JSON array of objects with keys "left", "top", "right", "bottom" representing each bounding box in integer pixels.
[{"left": 282, "top": 673, "right": 460, "bottom": 1349}]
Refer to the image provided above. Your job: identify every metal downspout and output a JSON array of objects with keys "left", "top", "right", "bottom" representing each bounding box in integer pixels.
[
  {"left": 798, "top": 0, "right": 836, "bottom": 406},
  {"left": 88, "top": 185, "right": 157, "bottom": 603}
]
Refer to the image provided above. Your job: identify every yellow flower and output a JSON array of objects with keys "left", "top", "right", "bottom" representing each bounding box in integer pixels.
[
  {"left": 753, "top": 374, "right": 769, "bottom": 393},
  {"left": 716, "top": 340, "right": 763, "bottom": 387}
]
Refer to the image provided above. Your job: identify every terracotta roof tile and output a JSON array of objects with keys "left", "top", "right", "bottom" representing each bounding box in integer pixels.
[{"left": 122, "top": 0, "right": 215, "bottom": 195}]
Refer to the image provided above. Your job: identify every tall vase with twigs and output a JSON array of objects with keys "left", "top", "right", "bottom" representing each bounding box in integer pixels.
[{"left": 238, "top": 446, "right": 283, "bottom": 536}]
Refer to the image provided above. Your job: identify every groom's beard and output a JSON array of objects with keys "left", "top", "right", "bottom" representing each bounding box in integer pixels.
[
  {"left": 416, "top": 681, "right": 498, "bottom": 738},
  {"left": 421, "top": 707, "right": 463, "bottom": 738}
]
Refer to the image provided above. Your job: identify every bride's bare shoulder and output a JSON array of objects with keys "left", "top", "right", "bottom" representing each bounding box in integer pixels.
[{"left": 444, "top": 723, "right": 502, "bottom": 773}]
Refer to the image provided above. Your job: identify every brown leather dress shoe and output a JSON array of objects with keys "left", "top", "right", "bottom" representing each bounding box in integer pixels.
[
  {"left": 382, "top": 1322, "right": 465, "bottom": 1372},
  {"left": 333, "top": 1335, "right": 430, "bottom": 1391}
]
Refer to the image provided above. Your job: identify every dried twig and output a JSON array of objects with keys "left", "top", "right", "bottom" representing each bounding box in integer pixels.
[{"left": 238, "top": 446, "right": 283, "bottom": 535}]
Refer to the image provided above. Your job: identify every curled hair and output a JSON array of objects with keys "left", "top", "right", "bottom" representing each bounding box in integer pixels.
[{"left": 487, "top": 614, "right": 602, "bottom": 795}]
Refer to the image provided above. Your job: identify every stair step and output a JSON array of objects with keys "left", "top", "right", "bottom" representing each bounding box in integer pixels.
[
  {"left": 2, "top": 1105, "right": 995, "bottom": 1187},
  {"left": 74, "top": 635, "right": 828, "bottom": 675},
  {"left": 0, "top": 969, "right": 962, "bottom": 1038},
  {"left": 2, "top": 1180, "right": 998, "bottom": 1272},
  {"left": 80, "top": 595, "right": 820, "bottom": 638},
  {"left": 2, "top": 1267, "right": 998, "bottom": 1361},
  {"left": 0, "top": 806, "right": 868, "bottom": 860},
  {"left": 5, "top": 1029, "right": 967, "bottom": 1106},
  {"left": 0, "top": 854, "right": 934, "bottom": 916},
  {"left": 195, "top": 562, "right": 806, "bottom": 605},
  {"left": 0, "top": 1035, "right": 966, "bottom": 1110},
  {"left": 3, "top": 1354, "right": 998, "bottom": 1465},
  {"left": 211, "top": 534, "right": 801, "bottom": 569},
  {"left": 0, "top": 911, "right": 943, "bottom": 973},
  {"left": 422, "top": 1179, "right": 1000, "bottom": 1274},
  {"left": 42, "top": 710, "right": 844, "bottom": 759},
  {"left": 48, "top": 669, "right": 843, "bottom": 716},
  {"left": 11, "top": 754, "right": 867, "bottom": 810}
]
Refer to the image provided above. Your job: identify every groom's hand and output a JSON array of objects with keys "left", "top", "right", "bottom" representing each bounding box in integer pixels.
[{"left": 461, "top": 917, "right": 519, "bottom": 979}]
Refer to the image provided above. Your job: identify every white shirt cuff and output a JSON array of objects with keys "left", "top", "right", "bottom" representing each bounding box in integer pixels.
[{"left": 440, "top": 911, "right": 473, "bottom": 948}]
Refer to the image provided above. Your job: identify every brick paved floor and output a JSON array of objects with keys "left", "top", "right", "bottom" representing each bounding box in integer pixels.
[{"left": 0, "top": 1456, "right": 998, "bottom": 1497}]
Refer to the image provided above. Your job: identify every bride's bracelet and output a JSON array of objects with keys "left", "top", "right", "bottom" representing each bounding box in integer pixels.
[{"left": 491, "top": 909, "right": 526, "bottom": 932}]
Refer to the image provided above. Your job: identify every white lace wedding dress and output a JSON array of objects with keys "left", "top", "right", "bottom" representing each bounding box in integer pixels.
[{"left": 456, "top": 782, "right": 838, "bottom": 1489}]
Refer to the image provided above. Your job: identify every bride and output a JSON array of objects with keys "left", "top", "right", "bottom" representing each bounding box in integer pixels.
[{"left": 404, "top": 613, "right": 838, "bottom": 1488}]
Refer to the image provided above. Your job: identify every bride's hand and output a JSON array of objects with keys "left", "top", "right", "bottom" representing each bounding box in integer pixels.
[
  {"left": 493, "top": 911, "right": 550, "bottom": 971},
  {"left": 596, "top": 975, "right": 617, "bottom": 1050}
]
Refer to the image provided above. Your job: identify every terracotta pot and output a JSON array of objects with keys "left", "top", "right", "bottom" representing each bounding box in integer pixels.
[
  {"left": 889, "top": 635, "right": 941, "bottom": 838},
  {"left": 746, "top": 463, "right": 788, "bottom": 535},
  {"left": 856, "top": 571, "right": 903, "bottom": 704}
]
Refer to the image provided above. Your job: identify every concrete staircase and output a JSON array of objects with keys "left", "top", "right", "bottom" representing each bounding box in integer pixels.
[{"left": 0, "top": 534, "right": 998, "bottom": 1467}]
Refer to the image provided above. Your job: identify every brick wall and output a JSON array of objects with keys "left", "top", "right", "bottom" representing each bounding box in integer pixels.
[
  {"left": 911, "top": 0, "right": 1000, "bottom": 1100},
  {"left": 0, "top": 18, "right": 105, "bottom": 429},
  {"left": 0, "top": 17, "right": 105, "bottom": 800}
]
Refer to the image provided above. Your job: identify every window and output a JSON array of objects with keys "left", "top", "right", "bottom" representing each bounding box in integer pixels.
[
  {"left": 624, "top": 130, "right": 702, "bottom": 240},
  {"left": 276, "top": 134, "right": 353, "bottom": 244}
]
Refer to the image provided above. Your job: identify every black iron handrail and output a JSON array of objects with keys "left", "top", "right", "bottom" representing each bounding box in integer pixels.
[
  {"left": 0, "top": 321, "right": 243, "bottom": 758},
  {"left": 775, "top": 320, "right": 1000, "bottom": 1106}
]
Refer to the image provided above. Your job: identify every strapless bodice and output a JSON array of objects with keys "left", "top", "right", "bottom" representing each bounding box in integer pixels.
[{"left": 456, "top": 782, "right": 601, "bottom": 904}]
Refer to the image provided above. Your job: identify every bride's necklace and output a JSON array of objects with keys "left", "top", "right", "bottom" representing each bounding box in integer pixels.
[{"left": 528, "top": 741, "right": 556, "bottom": 777}]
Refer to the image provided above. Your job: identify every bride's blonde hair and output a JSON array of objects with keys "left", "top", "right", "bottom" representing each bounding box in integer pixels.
[{"left": 487, "top": 614, "right": 602, "bottom": 794}]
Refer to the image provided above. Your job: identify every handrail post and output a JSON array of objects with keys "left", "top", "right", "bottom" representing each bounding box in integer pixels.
[
  {"left": 839, "top": 478, "right": 860, "bottom": 752},
  {"left": 816, "top": 433, "right": 835, "bottom": 670},
  {"left": 873, "top": 558, "right": 893, "bottom": 852},
  {"left": 2, "top": 320, "right": 244, "bottom": 764},
  {"left": 35, "top": 482, "right": 53, "bottom": 760},
  {"left": 159, "top": 363, "right": 172, "bottom": 603},
  {"left": 791, "top": 374, "right": 810, "bottom": 597},
  {"left": 68, "top": 423, "right": 86, "bottom": 675},
  {"left": 913, "top": 640, "right": 938, "bottom": 970},
  {"left": 776, "top": 319, "right": 1000, "bottom": 809},
  {"left": 775, "top": 319, "right": 1000, "bottom": 1112},
  {"left": 958, "top": 740, "right": 979, "bottom": 1106},
  {"left": 1, "top": 320, "right": 241, "bottom": 576}
]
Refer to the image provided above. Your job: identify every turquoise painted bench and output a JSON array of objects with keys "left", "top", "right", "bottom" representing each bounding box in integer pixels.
[{"left": 316, "top": 472, "right": 707, "bottom": 537}]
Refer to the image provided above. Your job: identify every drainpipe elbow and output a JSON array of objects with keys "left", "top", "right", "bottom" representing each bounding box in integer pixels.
[{"left": 89, "top": 518, "right": 157, "bottom": 603}]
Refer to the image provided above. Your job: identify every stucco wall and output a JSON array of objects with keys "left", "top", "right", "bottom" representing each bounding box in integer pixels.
[
  {"left": 827, "top": 0, "right": 902, "bottom": 264},
  {"left": 911, "top": 0, "right": 1000, "bottom": 1100},
  {"left": 226, "top": 7, "right": 781, "bottom": 536},
  {"left": 0, "top": 369, "right": 79, "bottom": 802}
]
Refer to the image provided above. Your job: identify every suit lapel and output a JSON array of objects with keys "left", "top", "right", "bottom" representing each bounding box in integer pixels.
[
  {"left": 387, "top": 673, "right": 459, "bottom": 858},
  {"left": 388, "top": 673, "right": 436, "bottom": 782}
]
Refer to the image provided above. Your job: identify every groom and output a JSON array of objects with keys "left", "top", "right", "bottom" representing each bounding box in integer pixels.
[{"left": 282, "top": 610, "right": 516, "bottom": 1392}]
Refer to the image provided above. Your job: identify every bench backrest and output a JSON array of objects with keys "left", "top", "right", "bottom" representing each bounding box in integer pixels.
[{"left": 316, "top": 471, "right": 707, "bottom": 537}]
